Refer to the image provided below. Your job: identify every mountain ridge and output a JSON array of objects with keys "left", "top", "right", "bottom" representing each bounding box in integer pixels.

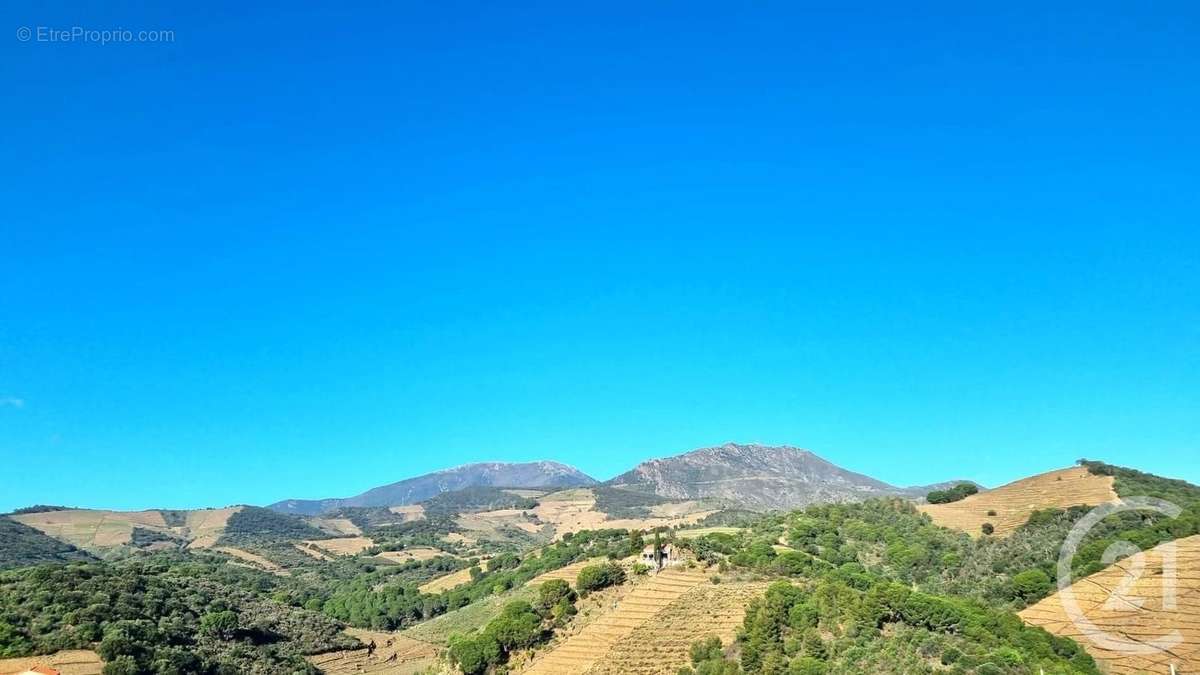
[
  {"left": 269, "top": 460, "right": 597, "bottom": 515},
  {"left": 606, "top": 442, "right": 976, "bottom": 510}
]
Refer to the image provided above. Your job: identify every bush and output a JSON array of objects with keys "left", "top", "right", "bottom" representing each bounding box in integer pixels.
[
  {"left": 1010, "top": 569, "right": 1052, "bottom": 602},
  {"left": 448, "top": 634, "right": 500, "bottom": 675},
  {"left": 981, "top": 523, "right": 995, "bottom": 535},
  {"left": 484, "top": 601, "right": 544, "bottom": 651},
  {"left": 926, "top": 483, "right": 979, "bottom": 504},
  {"left": 448, "top": 601, "right": 547, "bottom": 673},
  {"left": 789, "top": 656, "right": 826, "bottom": 675},
  {"left": 576, "top": 562, "right": 626, "bottom": 593},
  {"left": 535, "top": 579, "right": 575, "bottom": 615},
  {"left": 199, "top": 610, "right": 238, "bottom": 639}
]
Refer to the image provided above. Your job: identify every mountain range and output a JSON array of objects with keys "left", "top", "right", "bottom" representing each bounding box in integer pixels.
[
  {"left": 269, "top": 443, "right": 974, "bottom": 514},
  {"left": 269, "top": 460, "right": 597, "bottom": 515}
]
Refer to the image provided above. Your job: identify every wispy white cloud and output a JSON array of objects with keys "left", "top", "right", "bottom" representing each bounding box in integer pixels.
[{"left": 0, "top": 397, "right": 25, "bottom": 409}]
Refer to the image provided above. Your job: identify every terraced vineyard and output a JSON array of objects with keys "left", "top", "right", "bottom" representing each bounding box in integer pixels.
[
  {"left": 586, "top": 581, "right": 769, "bottom": 675},
  {"left": 1019, "top": 534, "right": 1200, "bottom": 674},
  {"left": 307, "top": 628, "right": 438, "bottom": 674},
  {"left": 528, "top": 556, "right": 612, "bottom": 587},
  {"left": 522, "top": 567, "right": 710, "bottom": 675},
  {"left": 919, "top": 466, "right": 1117, "bottom": 537}
]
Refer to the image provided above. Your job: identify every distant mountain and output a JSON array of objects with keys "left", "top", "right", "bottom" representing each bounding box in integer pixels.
[
  {"left": 607, "top": 443, "right": 974, "bottom": 511},
  {"left": 269, "top": 461, "right": 598, "bottom": 515}
]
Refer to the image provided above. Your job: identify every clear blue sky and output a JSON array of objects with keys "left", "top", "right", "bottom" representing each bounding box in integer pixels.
[{"left": 2, "top": 2, "right": 1197, "bottom": 512}]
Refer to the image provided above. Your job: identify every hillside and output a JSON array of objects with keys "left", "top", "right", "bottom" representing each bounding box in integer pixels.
[
  {"left": 270, "top": 461, "right": 598, "bottom": 515},
  {"left": 8, "top": 506, "right": 244, "bottom": 552},
  {"left": 6, "top": 504, "right": 336, "bottom": 555},
  {"left": 607, "top": 443, "right": 960, "bottom": 511},
  {"left": 918, "top": 466, "right": 1118, "bottom": 537},
  {"left": 1020, "top": 534, "right": 1200, "bottom": 674},
  {"left": 523, "top": 567, "right": 712, "bottom": 674},
  {"left": 0, "top": 517, "right": 95, "bottom": 569}
]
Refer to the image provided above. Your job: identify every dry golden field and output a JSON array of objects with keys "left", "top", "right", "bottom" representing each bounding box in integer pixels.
[
  {"left": 456, "top": 509, "right": 543, "bottom": 536},
  {"left": 10, "top": 507, "right": 242, "bottom": 551},
  {"left": 418, "top": 566, "right": 477, "bottom": 594},
  {"left": 522, "top": 567, "right": 711, "bottom": 675},
  {"left": 295, "top": 542, "right": 336, "bottom": 560},
  {"left": 307, "top": 628, "right": 439, "bottom": 674},
  {"left": 373, "top": 547, "right": 444, "bottom": 564},
  {"left": 0, "top": 650, "right": 103, "bottom": 675},
  {"left": 918, "top": 467, "right": 1117, "bottom": 537},
  {"left": 304, "top": 536, "right": 376, "bottom": 556},
  {"left": 525, "top": 489, "right": 719, "bottom": 540},
  {"left": 11, "top": 509, "right": 172, "bottom": 548},
  {"left": 675, "top": 526, "right": 742, "bottom": 539},
  {"left": 1019, "top": 534, "right": 1200, "bottom": 674},
  {"left": 308, "top": 517, "right": 363, "bottom": 536},
  {"left": 181, "top": 507, "right": 242, "bottom": 548},
  {"left": 586, "top": 581, "right": 770, "bottom": 675},
  {"left": 387, "top": 505, "right": 426, "bottom": 521}
]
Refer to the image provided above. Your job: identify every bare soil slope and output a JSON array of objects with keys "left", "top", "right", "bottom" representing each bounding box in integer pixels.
[
  {"left": 305, "top": 536, "right": 375, "bottom": 556},
  {"left": 307, "top": 628, "right": 438, "bottom": 674},
  {"left": 0, "top": 649, "right": 103, "bottom": 675},
  {"left": 1019, "top": 534, "right": 1200, "bottom": 674},
  {"left": 918, "top": 467, "right": 1116, "bottom": 537},
  {"left": 418, "top": 566, "right": 477, "bottom": 594}
]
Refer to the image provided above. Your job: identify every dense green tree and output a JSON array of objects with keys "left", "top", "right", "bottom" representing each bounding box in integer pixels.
[
  {"left": 1010, "top": 568, "right": 1052, "bottom": 602},
  {"left": 576, "top": 562, "right": 626, "bottom": 593}
]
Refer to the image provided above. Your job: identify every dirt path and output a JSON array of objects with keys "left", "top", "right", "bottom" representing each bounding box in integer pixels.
[{"left": 307, "top": 629, "right": 439, "bottom": 674}]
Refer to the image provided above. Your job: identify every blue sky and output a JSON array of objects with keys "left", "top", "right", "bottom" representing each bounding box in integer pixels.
[{"left": 1, "top": 2, "right": 1197, "bottom": 512}]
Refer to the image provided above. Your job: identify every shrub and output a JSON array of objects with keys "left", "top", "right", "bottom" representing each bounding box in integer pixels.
[
  {"left": 198, "top": 610, "right": 238, "bottom": 639},
  {"left": 576, "top": 562, "right": 626, "bottom": 593},
  {"left": 535, "top": 579, "right": 575, "bottom": 615},
  {"left": 448, "top": 634, "right": 500, "bottom": 675},
  {"left": 789, "top": 656, "right": 827, "bottom": 675},
  {"left": 981, "top": 523, "right": 995, "bottom": 535},
  {"left": 1010, "top": 569, "right": 1052, "bottom": 602},
  {"left": 926, "top": 483, "right": 979, "bottom": 504}
]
